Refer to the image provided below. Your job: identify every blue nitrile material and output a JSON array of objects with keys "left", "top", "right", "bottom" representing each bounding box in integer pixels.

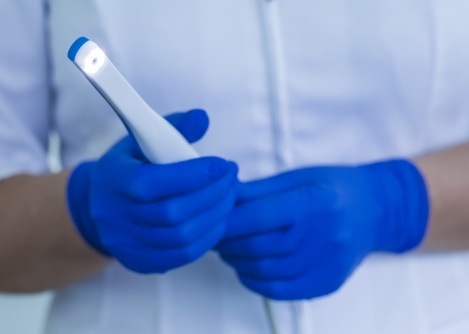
[
  {"left": 68, "top": 36, "right": 90, "bottom": 61},
  {"left": 67, "top": 161, "right": 109, "bottom": 256},
  {"left": 67, "top": 109, "right": 239, "bottom": 274},
  {"left": 217, "top": 159, "right": 429, "bottom": 300}
]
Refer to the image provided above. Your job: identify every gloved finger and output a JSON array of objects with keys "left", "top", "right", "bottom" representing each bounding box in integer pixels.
[
  {"left": 127, "top": 157, "right": 238, "bottom": 201},
  {"left": 237, "top": 261, "right": 346, "bottom": 301},
  {"left": 237, "top": 168, "right": 315, "bottom": 203},
  {"left": 224, "top": 185, "right": 335, "bottom": 239},
  {"left": 219, "top": 233, "right": 336, "bottom": 280},
  {"left": 126, "top": 169, "right": 238, "bottom": 226},
  {"left": 105, "top": 135, "right": 147, "bottom": 161},
  {"left": 105, "top": 109, "right": 208, "bottom": 160},
  {"left": 221, "top": 251, "right": 308, "bottom": 280},
  {"left": 101, "top": 109, "right": 207, "bottom": 164},
  {"left": 216, "top": 227, "right": 305, "bottom": 258},
  {"left": 113, "top": 222, "right": 226, "bottom": 274},
  {"left": 121, "top": 186, "right": 237, "bottom": 248},
  {"left": 164, "top": 109, "right": 209, "bottom": 144}
]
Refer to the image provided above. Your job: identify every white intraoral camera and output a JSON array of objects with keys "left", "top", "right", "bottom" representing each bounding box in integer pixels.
[{"left": 68, "top": 37, "right": 199, "bottom": 164}]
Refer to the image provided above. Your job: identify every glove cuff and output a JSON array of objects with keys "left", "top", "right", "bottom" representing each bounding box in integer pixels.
[
  {"left": 67, "top": 162, "right": 110, "bottom": 256},
  {"left": 368, "top": 159, "right": 430, "bottom": 253}
]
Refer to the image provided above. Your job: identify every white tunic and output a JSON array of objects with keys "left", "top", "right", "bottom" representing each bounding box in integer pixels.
[{"left": 1, "top": 0, "right": 469, "bottom": 333}]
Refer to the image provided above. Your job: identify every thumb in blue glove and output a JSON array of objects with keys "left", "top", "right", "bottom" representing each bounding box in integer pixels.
[
  {"left": 68, "top": 109, "right": 239, "bottom": 274},
  {"left": 217, "top": 160, "right": 429, "bottom": 300}
]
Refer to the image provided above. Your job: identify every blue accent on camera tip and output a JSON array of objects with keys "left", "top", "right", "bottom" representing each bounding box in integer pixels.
[{"left": 68, "top": 37, "right": 90, "bottom": 61}]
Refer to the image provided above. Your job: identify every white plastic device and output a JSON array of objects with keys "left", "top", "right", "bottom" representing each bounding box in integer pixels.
[{"left": 68, "top": 37, "right": 199, "bottom": 164}]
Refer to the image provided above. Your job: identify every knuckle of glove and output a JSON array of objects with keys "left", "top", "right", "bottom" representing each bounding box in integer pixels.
[
  {"left": 259, "top": 259, "right": 297, "bottom": 279},
  {"left": 171, "top": 225, "right": 198, "bottom": 247},
  {"left": 122, "top": 260, "right": 158, "bottom": 275},
  {"left": 204, "top": 158, "right": 232, "bottom": 181},
  {"left": 159, "top": 202, "right": 186, "bottom": 225},
  {"left": 248, "top": 260, "right": 273, "bottom": 278},
  {"left": 241, "top": 239, "right": 266, "bottom": 256},
  {"left": 239, "top": 276, "right": 290, "bottom": 300},
  {"left": 258, "top": 281, "right": 286, "bottom": 300},
  {"left": 311, "top": 261, "right": 351, "bottom": 299},
  {"left": 120, "top": 254, "right": 166, "bottom": 274},
  {"left": 175, "top": 224, "right": 225, "bottom": 266},
  {"left": 263, "top": 283, "right": 284, "bottom": 300},
  {"left": 322, "top": 269, "right": 347, "bottom": 297},
  {"left": 127, "top": 167, "right": 154, "bottom": 201},
  {"left": 177, "top": 245, "right": 202, "bottom": 266}
]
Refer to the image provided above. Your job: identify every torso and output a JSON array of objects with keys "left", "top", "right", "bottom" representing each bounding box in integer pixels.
[{"left": 46, "top": 1, "right": 469, "bottom": 333}]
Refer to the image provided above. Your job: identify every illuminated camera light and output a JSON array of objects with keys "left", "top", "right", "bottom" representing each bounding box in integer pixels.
[
  {"left": 73, "top": 40, "right": 108, "bottom": 76},
  {"left": 81, "top": 48, "right": 106, "bottom": 75}
]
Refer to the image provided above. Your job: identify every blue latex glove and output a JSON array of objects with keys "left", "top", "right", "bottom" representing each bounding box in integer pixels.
[
  {"left": 217, "top": 160, "right": 429, "bottom": 300},
  {"left": 67, "top": 109, "right": 238, "bottom": 274}
]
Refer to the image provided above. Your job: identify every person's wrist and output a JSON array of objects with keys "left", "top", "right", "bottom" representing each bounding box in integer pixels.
[
  {"left": 365, "top": 159, "right": 430, "bottom": 253},
  {"left": 67, "top": 162, "right": 110, "bottom": 256}
]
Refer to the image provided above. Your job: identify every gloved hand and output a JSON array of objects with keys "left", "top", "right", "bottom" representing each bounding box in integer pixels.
[
  {"left": 216, "top": 160, "right": 429, "bottom": 300},
  {"left": 67, "top": 109, "right": 239, "bottom": 274}
]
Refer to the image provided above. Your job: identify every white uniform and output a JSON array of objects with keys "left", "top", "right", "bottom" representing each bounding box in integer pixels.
[{"left": 2, "top": 0, "right": 469, "bottom": 333}]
